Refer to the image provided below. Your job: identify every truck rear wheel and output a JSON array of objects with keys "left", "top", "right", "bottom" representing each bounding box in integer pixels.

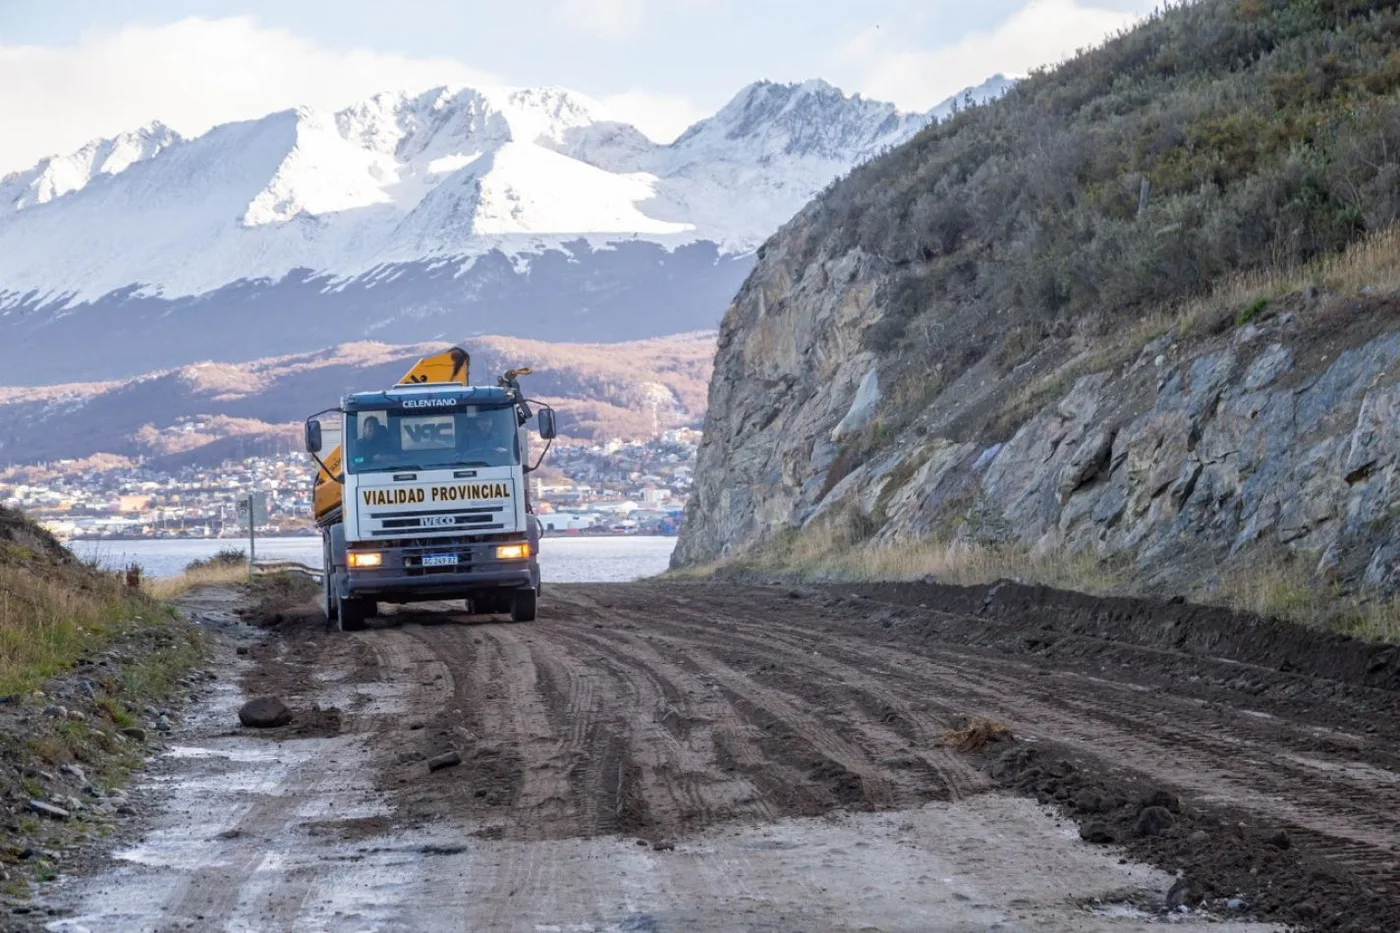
[
  {"left": 510, "top": 587, "right": 537, "bottom": 623},
  {"left": 337, "top": 594, "right": 373, "bottom": 632}
]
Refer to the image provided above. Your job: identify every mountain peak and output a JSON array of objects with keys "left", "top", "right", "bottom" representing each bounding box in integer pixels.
[
  {"left": 670, "top": 78, "right": 920, "bottom": 162},
  {"left": 0, "top": 74, "right": 1011, "bottom": 303},
  {"left": 1, "top": 121, "right": 183, "bottom": 212}
]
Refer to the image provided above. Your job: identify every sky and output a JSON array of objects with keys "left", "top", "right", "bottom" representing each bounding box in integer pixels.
[{"left": 0, "top": 0, "right": 1157, "bottom": 175}]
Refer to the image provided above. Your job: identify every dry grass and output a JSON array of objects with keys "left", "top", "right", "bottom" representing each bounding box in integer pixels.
[
  {"left": 738, "top": 519, "right": 1126, "bottom": 597},
  {"left": 992, "top": 226, "right": 1400, "bottom": 440},
  {"left": 0, "top": 564, "right": 135, "bottom": 695},
  {"left": 687, "top": 506, "right": 1400, "bottom": 642},
  {"left": 1208, "top": 559, "right": 1400, "bottom": 644},
  {"left": 941, "top": 717, "right": 1013, "bottom": 753},
  {"left": 144, "top": 562, "right": 249, "bottom": 600},
  {"left": 1177, "top": 226, "right": 1400, "bottom": 336}
]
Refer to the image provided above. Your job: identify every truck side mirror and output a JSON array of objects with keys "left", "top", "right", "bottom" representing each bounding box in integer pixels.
[
  {"left": 537, "top": 408, "right": 557, "bottom": 440},
  {"left": 305, "top": 419, "right": 323, "bottom": 453}
]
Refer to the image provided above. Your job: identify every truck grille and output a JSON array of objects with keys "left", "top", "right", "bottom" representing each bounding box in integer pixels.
[{"left": 368, "top": 505, "right": 506, "bottom": 536}]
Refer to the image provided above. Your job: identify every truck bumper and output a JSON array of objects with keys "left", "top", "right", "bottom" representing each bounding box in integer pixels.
[{"left": 340, "top": 538, "right": 536, "bottom": 602}]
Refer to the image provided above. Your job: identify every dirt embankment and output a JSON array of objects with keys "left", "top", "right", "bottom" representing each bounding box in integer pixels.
[
  {"left": 0, "top": 508, "right": 207, "bottom": 926},
  {"left": 204, "top": 577, "right": 1400, "bottom": 932}
]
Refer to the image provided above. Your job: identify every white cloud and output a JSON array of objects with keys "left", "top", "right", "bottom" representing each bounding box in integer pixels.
[
  {"left": 838, "top": 0, "right": 1152, "bottom": 111},
  {"left": 554, "top": 0, "right": 646, "bottom": 41},
  {"left": 601, "top": 90, "right": 708, "bottom": 143},
  {"left": 0, "top": 17, "right": 500, "bottom": 175}
]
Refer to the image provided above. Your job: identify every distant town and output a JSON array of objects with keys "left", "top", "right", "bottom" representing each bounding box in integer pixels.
[{"left": 1, "top": 429, "right": 699, "bottom": 540}]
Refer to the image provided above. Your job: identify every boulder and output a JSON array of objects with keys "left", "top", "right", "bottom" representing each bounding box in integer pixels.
[
  {"left": 1136, "top": 805, "right": 1175, "bottom": 837},
  {"left": 238, "top": 697, "right": 292, "bottom": 728}
]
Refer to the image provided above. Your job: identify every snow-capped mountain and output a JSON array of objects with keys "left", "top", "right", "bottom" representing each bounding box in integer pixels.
[
  {"left": 0, "top": 75, "right": 1013, "bottom": 383},
  {"left": 0, "top": 121, "right": 181, "bottom": 213}
]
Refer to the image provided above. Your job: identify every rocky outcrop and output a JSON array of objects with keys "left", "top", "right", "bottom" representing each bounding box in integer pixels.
[{"left": 675, "top": 220, "right": 1400, "bottom": 595}]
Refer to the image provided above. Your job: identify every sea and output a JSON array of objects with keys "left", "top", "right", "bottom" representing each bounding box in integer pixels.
[{"left": 68, "top": 535, "right": 678, "bottom": 583}]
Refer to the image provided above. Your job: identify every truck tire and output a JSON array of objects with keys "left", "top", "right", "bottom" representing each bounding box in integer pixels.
[
  {"left": 321, "top": 570, "right": 338, "bottom": 626},
  {"left": 510, "top": 587, "right": 537, "bottom": 623},
  {"left": 472, "top": 592, "right": 511, "bottom": 616},
  {"left": 337, "top": 594, "right": 373, "bottom": 632},
  {"left": 321, "top": 538, "right": 338, "bottom": 627}
]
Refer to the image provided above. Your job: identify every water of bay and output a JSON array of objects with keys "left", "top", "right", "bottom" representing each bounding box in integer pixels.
[{"left": 68, "top": 535, "right": 677, "bottom": 583}]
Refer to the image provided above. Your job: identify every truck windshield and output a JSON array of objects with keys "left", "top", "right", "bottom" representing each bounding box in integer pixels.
[{"left": 345, "top": 405, "right": 520, "bottom": 474}]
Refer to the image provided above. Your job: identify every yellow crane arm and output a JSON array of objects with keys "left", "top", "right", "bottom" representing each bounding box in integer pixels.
[{"left": 312, "top": 347, "right": 471, "bottom": 525}]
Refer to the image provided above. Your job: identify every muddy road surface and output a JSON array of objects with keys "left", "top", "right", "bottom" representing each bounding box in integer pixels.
[{"left": 45, "top": 580, "right": 1400, "bottom": 931}]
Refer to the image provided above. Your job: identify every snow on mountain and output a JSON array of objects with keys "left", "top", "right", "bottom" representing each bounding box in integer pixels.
[
  {"left": 928, "top": 74, "right": 1019, "bottom": 122},
  {"left": 0, "top": 121, "right": 181, "bottom": 213},
  {"left": 0, "top": 77, "right": 1014, "bottom": 308}
]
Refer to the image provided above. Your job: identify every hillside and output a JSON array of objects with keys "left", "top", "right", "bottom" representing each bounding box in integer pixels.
[
  {"left": 0, "top": 334, "right": 715, "bottom": 467},
  {"left": 0, "top": 77, "right": 1010, "bottom": 384},
  {"left": 676, "top": 0, "right": 1400, "bottom": 620}
]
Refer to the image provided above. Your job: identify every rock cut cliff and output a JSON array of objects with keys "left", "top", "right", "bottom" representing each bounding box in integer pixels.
[{"left": 675, "top": 0, "right": 1400, "bottom": 602}]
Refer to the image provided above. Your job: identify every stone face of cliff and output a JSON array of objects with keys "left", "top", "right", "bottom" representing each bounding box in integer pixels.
[
  {"left": 676, "top": 226, "right": 1400, "bottom": 596},
  {"left": 672, "top": 212, "right": 884, "bottom": 565}
]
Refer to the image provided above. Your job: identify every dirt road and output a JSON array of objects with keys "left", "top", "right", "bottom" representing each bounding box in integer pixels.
[{"left": 46, "top": 580, "right": 1400, "bottom": 931}]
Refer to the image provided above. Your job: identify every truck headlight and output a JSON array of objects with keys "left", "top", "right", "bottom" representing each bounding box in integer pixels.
[
  {"left": 347, "top": 552, "right": 383, "bottom": 568},
  {"left": 495, "top": 543, "right": 530, "bottom": 560}
]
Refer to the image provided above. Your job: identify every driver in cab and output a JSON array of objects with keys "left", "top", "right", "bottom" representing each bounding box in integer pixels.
[
  {"left": 457, "top": 410, "right": 509, "bottom": 461},
  {"left": 356, "top": 415, "right": 393, "bottom": 465}
]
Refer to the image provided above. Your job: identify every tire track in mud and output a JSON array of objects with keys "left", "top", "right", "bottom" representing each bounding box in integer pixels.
[
  {"left": 355, "top": 581, "right": 1400, "bottom": 926},
  {"left": 572, "top": 584, "right": 1400, "bottom": 891},
  {"left": 685, "top": 591, "right": 1400, "bottom": 888},
  {"left": 549, "top": 591, "right": 987, "bottom": 815}
]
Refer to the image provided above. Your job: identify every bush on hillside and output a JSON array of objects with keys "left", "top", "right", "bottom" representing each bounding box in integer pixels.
[{"left": 805, "top": 0, "right": 1400, "bottom": 408}]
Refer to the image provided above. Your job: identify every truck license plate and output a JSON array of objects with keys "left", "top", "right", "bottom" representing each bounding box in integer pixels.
[{"left": 422, "top": 553, "right": 459, "bottom": 568}]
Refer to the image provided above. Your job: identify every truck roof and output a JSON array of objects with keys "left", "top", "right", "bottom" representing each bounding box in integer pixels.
[{"left": 343, "top": 384, "right": 517, "bottom": 411}]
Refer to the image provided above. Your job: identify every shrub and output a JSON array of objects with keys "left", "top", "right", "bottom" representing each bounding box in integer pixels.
[
  {"left": 185, "top": 548, "right": 247, "bottom": 572},
  {"left": 801, "top": 0, "right": 1400, "bottom": 430}
]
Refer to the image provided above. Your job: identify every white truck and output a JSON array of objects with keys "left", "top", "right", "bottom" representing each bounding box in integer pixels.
[{"left": 304, "top": 348, "right": 556, "bottom": 631}]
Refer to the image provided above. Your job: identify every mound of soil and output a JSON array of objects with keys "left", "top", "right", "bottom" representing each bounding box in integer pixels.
[{"left": 983, "top": 739, "right": 1393, "bottom": 931}]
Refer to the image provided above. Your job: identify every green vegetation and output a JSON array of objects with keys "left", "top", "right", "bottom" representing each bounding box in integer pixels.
[
  {"left": 0, "top": 564, "right": 136, "bottom": 697},
  {"left": 807, "top": 0, "right": 1400, "bottom": 429},
  {"left": 0, "top": 505, "right": 204, "bottom": 695},
  {"left": 1235, "top": 295, "right": 1269, "bottom": 326},
  {"left": 185, "top": 548, "right": 247, "bottom": 572}
]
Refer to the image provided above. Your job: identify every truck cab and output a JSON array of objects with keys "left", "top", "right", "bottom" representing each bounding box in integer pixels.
[{"left": 307, "top": 378, "right": 556, "bottom": 630}]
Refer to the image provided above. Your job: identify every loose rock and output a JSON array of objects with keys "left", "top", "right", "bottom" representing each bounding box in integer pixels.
[
  {"left": 238, "top": 697, "right": 292, "bottom": 728},
  {"left": 1073, "top": 789, "right": 1107, "bottom": 813},
  {"left": 1136, "top": 806, "right": 1175, "bottom": 837},
  {"left": 1166, "top": 877, "right": 1205, "bottom": 909},
  {"left": 1079, "top": 821, "right": 1115, "bottom": 844},
  {"left": 1264, "top": 828, "right": 1291, "bottom": 849},
  {"left": 26, "top": 800, "right": 70, "bottom": 820},
  {"left": 428, "top": 751, "right": 462, "bottom": 772},
  {"left": 121, "top": 726, "right": 147, "bottom": 742}
]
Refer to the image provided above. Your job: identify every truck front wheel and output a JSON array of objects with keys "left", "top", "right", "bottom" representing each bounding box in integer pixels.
[
  {"left": 510, "top": 587, "right": 537, "bottom": 623},
  {"left": 337, "top": 594, "right": 374, "bottom": 632}
]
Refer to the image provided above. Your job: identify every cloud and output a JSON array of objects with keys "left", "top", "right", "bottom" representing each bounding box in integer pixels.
[
  {"left": 601, "top": 90, "right": 708, "bottom": 143},
  {"left": 554, "top": 0, "right": 647, "bottom": 41},
  {"left": 838, "top": 0, "right": 1153, "bottom": 111},
  {"left": 0, "top": 17, "right": 500, "bottom": 175}
]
